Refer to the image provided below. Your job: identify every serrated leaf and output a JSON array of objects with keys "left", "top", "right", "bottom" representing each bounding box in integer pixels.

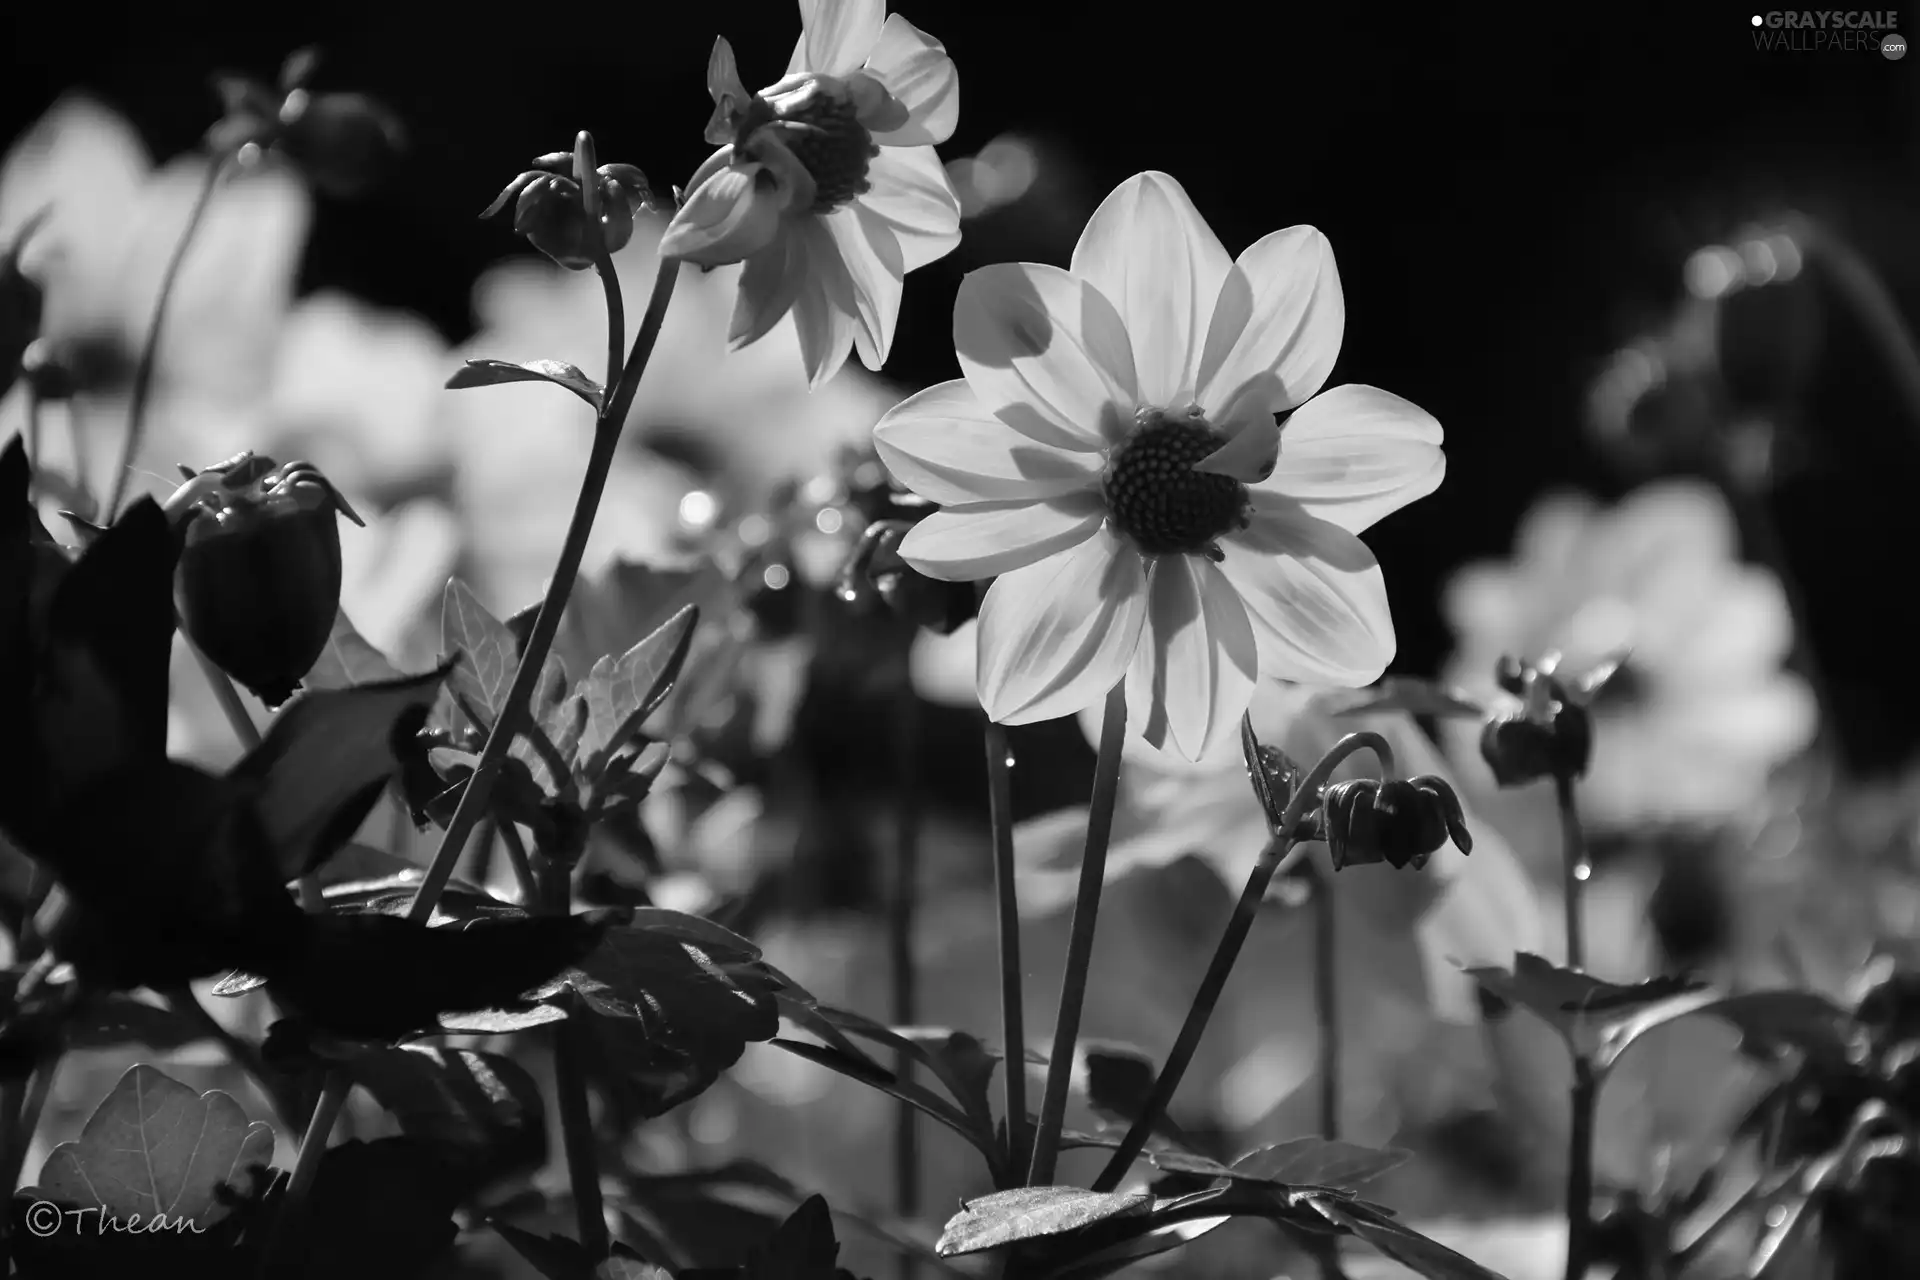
[
  {"left": 446, "top": 358, "right": 604, "bottom": 410},
  {"left": 304, "top": 607, "right": 404, "bottom": 691},
  {"left": 936, "top": 1187, "right": 1151, "bottom": 1257},
  {"left": 227, "top": 663, "right": 454, "bottom": 879},
  {"left": 579, "top": 605, "right": 699, "bottom": 780},
  {"left": 344, "top": 1045, "right": 546, "bottom": 1181},
  {"left": 1465, "top": 953, "right": 1707, "bottom": 1068},
  {"left": 441, "top": 578, "right": 517, "bottom": 731},
  {"left": 1308, "top": 1197, "right": 1515, "bottom": 1280},
  {"left": 437, "top": 1003, "right": 570, "bottom": 1034},
  {"left": 1231, "top": 1139, "right": 1412, "bottom": 1192},
  {"left": 508, "top": 651, "right": 586, "bottom": 796},
  {"left": 26, "top": 1065, "right": 274, "bottom": 1228}
]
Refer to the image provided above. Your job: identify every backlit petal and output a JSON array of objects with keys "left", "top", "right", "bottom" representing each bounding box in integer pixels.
[
  {"left": 1070, "top": 171, "right": 1230, "bottom": 407},
  {"left": 898, "top": 493, "right": 1105, "bottom": 579},
  {"left": 1126, "top": 555, "right": 1258, "bottom": 761},
  {"left": 1220, "top": 500, "right": 1396, "bottom": 686},
  {"left": 977, "top": 528, "right": 1149, "bottom": 724},
  {"left": 729, "top": 232, "right": 809, "bottom": 350},
  {"left": 874, "top": 379, "right": 1102, "bottom": 504},
  {"left": 826, "top": 203, "right": 905, "bottom": 369},
  {"left": 1260, "top": 384, "right": 1446, "bottom": 532},
  {"left": 799, "top": 0, "right": 885, "bottom": 74},
  {"left": 862, "top": 14, "right": 959, "bottom": 146},
  {"left": 859, "top": 145, "right": 961, "bottom": 271},
  {"left": 1198, "top": 225, "right": 1344, "bottom": 422},
  {"left": 658, "top": 163, "right": 783, "bottom": 268},
  {"left": 789, "top": 219, "right": 860, "bottom": 387},
  {"left": 955, "top": 262, "right": 1138, "bottom": 450}
]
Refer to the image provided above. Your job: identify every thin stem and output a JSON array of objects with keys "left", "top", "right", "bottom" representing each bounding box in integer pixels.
[
  {"left": 405, "top": 257, "right": 680, "bottom": 923},
  {"left": 1794, "top": 214, "right": 1920, "bottom": 444},
  {"left": 543, "top": 857, "right": 608, "bottom": 1258},
  {"left": 0, "top": 1050, "right": 56, "bottom": 1200},
  {"left": 1090, "top": 726, "right": 1394, "bottom": 1192},
  {"left": 889, "top": 644, "right": 921, "bottom": 1273},
  {"left": 190, "top": 637, "right": 262, "bottom": 749},
  {"left": 1089, "top": 839, "right": 1310, "bottom": 1192},
  {"left": 595, "top": 252, "right": 626, "bottom": 392},
  {"left": 497, "top": 821, "right": 540, "bottom": 906},
  {"left": 1026, "top": 681, "right": 1127, "bottom": 1188},
  {"left": 1564, "top": 1059, "right": 1597, "bottom": 1280},
  {"left": 1313, "top": 862, "right": 1339, "bottom": 1143},
  {"left": 107, "top": 152, "right": 225, "bottom": 520},
  {"left": 257, "top": 1072, "right": 350, "bottom": 1279},
  {"left": 1554, "top": 774, "right": 1587, "bottom": 973},
  {"left": 984, "top": 715, "right": 1028, "bottom": 1180}
]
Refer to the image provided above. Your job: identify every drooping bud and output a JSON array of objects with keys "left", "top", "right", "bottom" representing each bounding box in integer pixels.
[
  {"left": 482, "top": 135, "right": 663, "bottom": 271},
  {"left": 206, "top": 48, "right": 404, "bottom": 198},
  {"left": 1320, "top": 775, "right": 1472, "bottom": 871},
  {"left": 169, "top": 453, "right": 363, "bottom": 708},
  {"left": 1477, "top": 655, "right": 1595, "bottom": 787},
  {"left": 836, "top": 519, "right": 974, "bottom": 635},
  {"left": 1241, "top": 715, "right": 1304, "bottom": 837}
]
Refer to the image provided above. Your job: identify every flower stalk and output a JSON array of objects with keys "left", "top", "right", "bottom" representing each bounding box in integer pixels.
[
  {"left": 1555, "top": 771, "right": 1595, "bottom": 1280},
  {"left": 985, "top": 713, "right": 1028, "bottom": 1179},
  {"left": 1027, "top": 680, "right": 1128, "bottom": 1187},
  {"left": 890, "top": 638, "right": 922, "bottom": 1270}
]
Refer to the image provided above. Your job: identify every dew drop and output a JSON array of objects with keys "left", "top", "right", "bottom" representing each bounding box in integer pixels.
[
  {"left": 1573, "top": 861, "right": 1593, "bottom": 882},
  {"left": 1003, "top": 752, "right": 1017, "bottom": 770}
]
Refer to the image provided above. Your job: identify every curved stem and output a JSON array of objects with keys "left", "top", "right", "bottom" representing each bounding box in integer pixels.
[
  {"left": 107, "top": 152, "right": 225, "bottom": 520},
  {"left": 984, "top": 714, "right": 1028, "bottom": 1180},
  {"left": 1026, "top": 680, "right": 1127, "bottom": 1187},
  {"left": 1794, "top": 215, "right": 1920, "bottom": 444},
  {"left": 889, "top": 641, "right": 922, "bottom": 1271},
  {"left": 595, "top": 254, "right": 625, "bottom": 394},
  {"left": 1089, "top": 838, "right": 1309, "bottom": 1192},
  {"left": 1089, "top": 726, "right": 1393, "bottom": 1192},
  {"left": 257, "top": 1071, "right": 350, "bottom": 1279},
  {"left": 405, "top": 257, "right": 680, "bottom": 923},
  {"left": 1314, "top": 862, "right": 1339, "bottom": 1142}
]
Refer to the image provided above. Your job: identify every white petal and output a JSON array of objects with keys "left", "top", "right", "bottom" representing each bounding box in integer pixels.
[
  {"left": 1126, "top": 556, "right": 1258, "bottom": 762},
  {"left": 955, "top": 262, "right": 1138, "bottom": 450},
  {"left": 863, "top": 14, "right": 959, "bottom": 146},
  {"left": 826, "top": 204, "right": 904, "bottom": 369},
  {"left": 859, "top": 146, "right": 961, "bottom": 271},
  {"left": 1197, "top": 225, "right": 1344, "bottom": 423},
  {"left": 874, "top": 379, "right": 1102, "bottom": 504},
  {"left": 788, "top": 218, "right": 860, "bottom": 387},
  {"left": 1220, "top": 502, "right": 1396, "bottom": 686},
  {"left": 977, "top": 528, "right": 1149, "bottom": 725},
  {"left": 658, "top": 164, "right": 783, "bottom": 268},
  {"left": 898, "top": 494, "right": 1105, "bottom": 579},
  {"left": 1192, "top": 416, "right": 1280, "bottom": 483},
  {"left": 1070, "top": 172, "right": 1230, "bottom": 407},
  {"left": 799, "top": 0, "right": 884, "bottom": 74},
  {"left": 729, "top": 232, "right": 809, "bottom": 349},
  {"left": 1260, "top": 384, "right": 1446, "bottom": 532}
]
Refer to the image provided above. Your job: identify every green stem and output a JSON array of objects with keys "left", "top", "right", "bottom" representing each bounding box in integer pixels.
[
  {"left": 1555, "top": 774, "right": 1587, "bottom": 973},
  {"left": 405, "top": 257, "right": 679, "bottom": 923},
  {"left": 890, "top": 643, "right": 921, "bottom": 1271},
  {"left": 257, "top": 1071, "right": 350, "bottom": 1279},
  {"left": 984, "top": 714, "right": 1028, "bottom": 1180},
  {"left": 107, "top": 151, "right": 226, "bottom": 520},
  {"left": 1090, "top": 729, "right": 1393, "bottom": 1192},
  {"left": 542, "top": 856, "right": 608, "bottom": 1259},
  {"left": 1554, "top": 772, "right": 1595, "bottom": 1280},
  {"left": 1314, "top": 862, "right": 1339, "bottom": 1143},
  {"left": 1026, "top": 681, "right": 1127, "bottom": 1187},
  {"left": 497, "top": 820, "right": 540, "bottom": 907},
  {"left": 189, "top": 635, "right": 262, "bottom": 749}
]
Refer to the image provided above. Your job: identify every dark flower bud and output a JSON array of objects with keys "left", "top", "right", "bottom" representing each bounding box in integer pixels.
[
  {"left": 1241, "top": 716, "right": 1303, "bottom": 836},
  {"left": 1320, "top": 775, "right": 1472, "bottom": 871},
  {"left": 1478, "top": 657, "right": 1593, "bottom": 787},
  {"left": 482, "top": 150, "right": 663, "bottom": 271},
  {"left": 835, "top": 519, "right": 974, "bottom": 635},
  {"left": 206, "top": 51, "right": 404, "bottom": 199},
  {"left": 168, "top": 452, "right": 363, "bottom": 708},
  {"left": 1855, "top": 966, "right": 1920, "bottom": 1044}
]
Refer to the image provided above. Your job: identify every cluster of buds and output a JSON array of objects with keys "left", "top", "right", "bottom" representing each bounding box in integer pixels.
[
  {"left": 206, "top": 48, "right": 405, "bottom": 199},
  {"left": 483, "top": 133, "right": 665, "bottom": 271},
  {"left": 163, "top": 452, "right": 361, "bottom": 707},
  {"left": 1241, "top": 719, "right": 1472, "bottom": 873}
]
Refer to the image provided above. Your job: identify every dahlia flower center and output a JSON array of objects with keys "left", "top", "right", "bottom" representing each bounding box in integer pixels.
[
  {"left": 1102, "top": 407, "right": 1251, "bottom": 558},
  {"left": 772, "top": 85, "right": 879, "bottom": 212}
]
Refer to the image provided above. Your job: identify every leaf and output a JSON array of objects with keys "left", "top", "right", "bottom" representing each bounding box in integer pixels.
[
  {"left": 742, "top": 1194, "right": 841, "bottom": 1280},
  {"left": 63, "top": 992, "right": 209, "bottom": 1055},
  {"left": 1308, "top": 1197, "right": 1515, "bottom": 1280},
  {"left": 936, "top": 1187, "right": 1152, "bottom": 1257},
  {"left": 1465, "top": 953, "right": 1708, "bottom": 1068},
  {"left": 1231, "top": 1139, "right": 1412, "bottom": 1193},
  {"left": 342, "top": 1045, "right": 546, "bottom": 1177},
  {"left": 815, "top": 1002, "right": 1043, "bottom": 1116},
  {"left": 301, "top": 1138, "right": 464, "bottom": 1277},
  {"left": 446, "top": 358, "right": 604, "bottom": 410},
  {"left": 440, "top": 577, "right": 517, "bottom": 731},
  {"left": 226, "top": 663, "right": 454, "bottom": 879},
  {"left": 769, "top": 1037, "right": 998, "bottom": 1168},
  {"left": 303, "top": 608, "right": 404, "bottom": 691},
  {"left": 25, "top": 1065, "right": 274, "bottom": 1228},
  {"left": 578, "top": 605, "right": 700, "bottom": 781},
  {"left": 437, "top": 1004, "right": 570, "bottom": 1034},
  {"left": 491, "top": 1222, "right": 592, "bottom": 1279}
]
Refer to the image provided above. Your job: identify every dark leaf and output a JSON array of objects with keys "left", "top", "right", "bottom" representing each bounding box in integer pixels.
[
  {"left": 440, "top": 577, "right": 517, "bottom": 731},
  {"left": 303, "top": 608, "right": 403, "bottom": 691},
  {"left": 1308, "top": 1197, "right": 1515, "bottom": 1280},
  {"left": 301, "top": 1138, "right": 465, "bottom": 1277},
  {"left": 936, "top": 1187, "right": 1151, "bottom": 1257},
  {"left": 225, "top": 664, "right": 453, "bottom": 879},
  {"left": 490, "top": 1222, "right": 591, "bottom": 1279},
  {"left": 622, "top": 1160, "right": 799, "bottom": 1271},
  {"left": 509, "top": 653, "right": 587, "bottom": 795},
  {"left": 24, "top": 1065, "right": 274, "bottom": 1227},
  {"left": 342, "top": 1044, "right": 545, "bottom": 1177},
  {"left": 63, "top": 992, "right": 210, "bottom": 1054},
  {"left": 446, "top": 358, "right": 604, "bottom": 410},
  {"left": 1231, "top": 1139, "right": 1412, "bottom": 1193},
  {"left": 1465, "top": 953, "right": 1708, "bottom": 1068},
  {"left": 768, "top": 1037, "right": 997, "bottom": 1168},
  {"left": 578, "top": 605, "right": 699, "bottom": 780},
  {"left": 743, "top": 1194, "right": 841, "bottom": 1280}
]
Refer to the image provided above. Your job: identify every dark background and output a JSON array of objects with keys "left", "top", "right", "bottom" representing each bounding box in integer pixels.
[{"left": 6, "top": 1, "right": 1920, "bottom": 771}]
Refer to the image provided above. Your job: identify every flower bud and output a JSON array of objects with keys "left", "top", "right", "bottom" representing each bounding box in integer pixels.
[
  {"left": 169, "top": 452, "right": 363, "bottom": 708},
  {"left": 482, "top": 154, "right": 662, "bottom": 271},
  {"left": 206, "top": 52, "right": 404, "bottom": 199},
  {"left": 836, "top": 519, "right": 974, "bottom": 635},
  {"left": 1320, "top": 775, "right": 1472, "bottom": 871},
  {"left": 1479, "top": 701, "right": 1592, "bottom": 787},
  {"left": 1241, "top": 716, "right": 1303, "bottom": 836}
]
